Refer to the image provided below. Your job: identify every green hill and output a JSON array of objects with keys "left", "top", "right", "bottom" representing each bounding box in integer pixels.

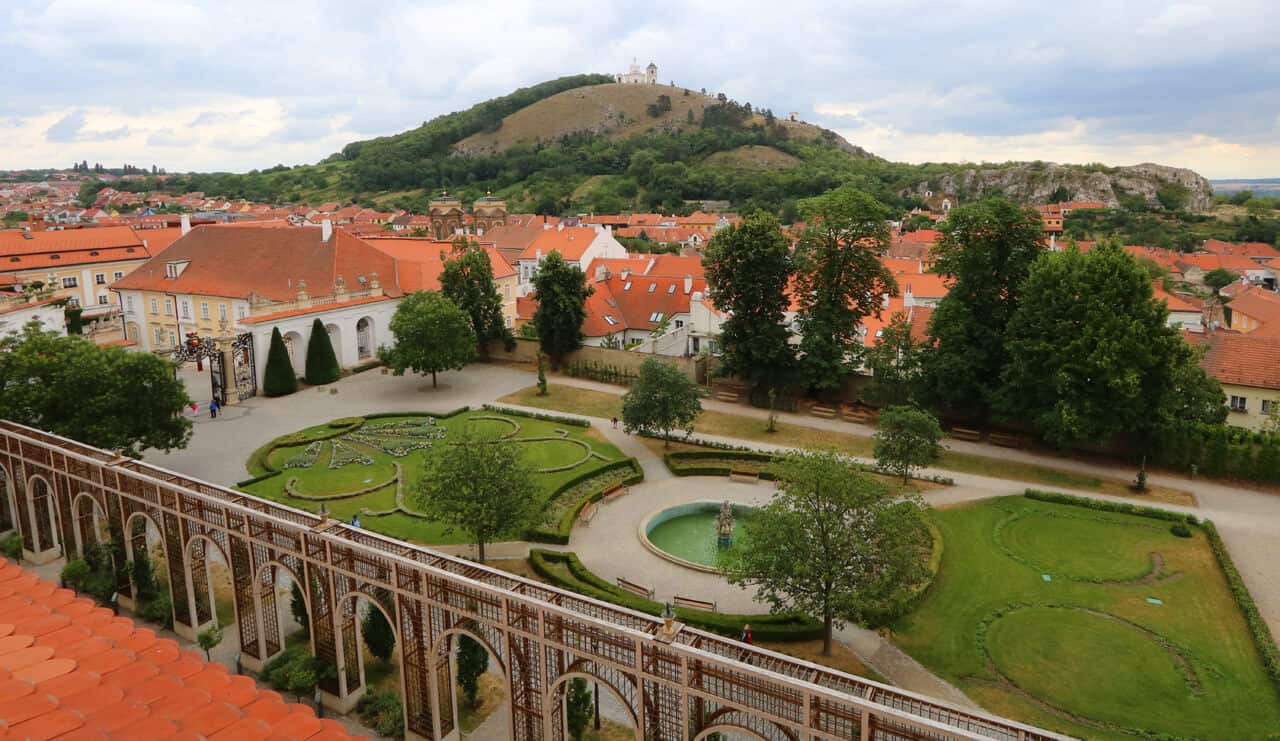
[{"left": 142, "top": 74, "right": 1214, "bottom": 217}]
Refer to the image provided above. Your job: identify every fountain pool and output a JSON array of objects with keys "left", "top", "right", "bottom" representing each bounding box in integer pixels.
[{"left": 639, "top": 501, "right": 756, "bottom": 572}]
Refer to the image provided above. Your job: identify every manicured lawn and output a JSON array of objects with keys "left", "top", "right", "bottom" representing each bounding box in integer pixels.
[
  {"left": 892, "top": 497, "right": 1280, "bottom": 739},
  {"left": 499, "top": 384, "right": 1196, "bottom": 505},
  {"left": 239, "top": 411, "right": 625, "bottom": 545}
]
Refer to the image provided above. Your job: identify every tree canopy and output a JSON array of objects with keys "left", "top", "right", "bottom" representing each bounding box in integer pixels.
[
  {"left": 723, "top": 449, "right": 930, "bottom": 655},
  {"left": 873, "top": 406, "right": 944, "bottom": 483},
  {"left": 381, "top": 291, "right": 476, "bottom": 388},
  {"left": 441, "top": 238, "right": 510, "bottom": 356},
  {"left": 413, "top": 427, "right": 540, "bottom": 562},
  {"left": 0, "top": 323, "right": 191, "bottom": 456},
  {"left": 531, "top": 252, "right": 592, "bottom": 366},
  {"left": 792, "top": 186, "right": 896, "bottom": 392},
  {"left": 921, "top": 198, "right": 1046, "bottom": 421},
  {"left": 621, "top": 358, "right": 703, "bottom": 445},
  {"left": 702, "top": 211, "right": 796, "bottom": 393},
  {"left": 997, "top": 240, "right": 1220, "bottom": 448}
]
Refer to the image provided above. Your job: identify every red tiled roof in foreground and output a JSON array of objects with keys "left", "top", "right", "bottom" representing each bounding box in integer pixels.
[{"left": 0, "top": 557, "right": 353, "bottom": 740}]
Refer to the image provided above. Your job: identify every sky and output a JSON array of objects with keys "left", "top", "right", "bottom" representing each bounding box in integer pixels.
[{"left": 2, "top": 0, "right": 1278, "bottom": 179}]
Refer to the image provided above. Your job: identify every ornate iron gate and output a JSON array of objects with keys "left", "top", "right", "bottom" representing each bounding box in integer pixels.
[
  {"left": 208, "top": 349, "right": 228, "bottom": 407},
  {"left": 232, "top": 332, "right": 257, "bottom": 401}
]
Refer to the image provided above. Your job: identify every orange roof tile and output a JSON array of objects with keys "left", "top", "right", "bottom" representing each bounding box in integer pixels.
[
  {"left": 520, "top": 227, "right": 603, "bottom": 262},
  {"left": 1228, "top": 286, "right": 1280, "bottom": 324},
  {"left": 1198, "top": 332, "right": 1280, "bottom": 390},
  {"left": 0, "top": 557, "right": 352, "bottom": 740}
]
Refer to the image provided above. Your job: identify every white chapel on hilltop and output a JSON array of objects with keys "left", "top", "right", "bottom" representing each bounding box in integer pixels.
[{"left": 617, "top": 59, "right": 657, "bottom": 84}]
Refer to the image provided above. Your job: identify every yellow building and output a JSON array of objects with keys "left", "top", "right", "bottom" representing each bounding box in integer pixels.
[
  {"left": 0, "top": 226, "right": 181, "bottom": 341},
  {"left": 1195, "top": 331, "right": 1280, "bottom": 431}
]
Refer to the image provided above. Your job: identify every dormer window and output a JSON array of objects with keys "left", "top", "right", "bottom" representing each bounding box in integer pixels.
[
  {"left": 165, "top": 260, "right": 190, "bottom": 279},
  {"left": 50, "top": 254, "right": 60, "bottom": 260},
  {"left": 648, "top": 283, "right": 656, "bottom": 293},
  {"left": 667, "top": 284, "right": 675, "bottom": 294},
  {"left": 89, "top": 251, "right": 99, "bottom": 256}
]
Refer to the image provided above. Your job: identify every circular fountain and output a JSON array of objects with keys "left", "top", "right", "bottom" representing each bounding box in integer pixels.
[{"left": 639, "top": 500, "right": 756, "bottom": 573}]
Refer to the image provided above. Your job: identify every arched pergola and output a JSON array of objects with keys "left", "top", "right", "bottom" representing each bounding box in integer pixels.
[
  {"left": 546, "top": 664, "right": 641, "bottom": 741},
  {"left": 70, "top": 492, "right": 109, "bottom": 559}
]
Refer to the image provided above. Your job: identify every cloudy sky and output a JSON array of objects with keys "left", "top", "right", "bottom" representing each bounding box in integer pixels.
[{"left": 2, "top": 0, "right": 1277, "bottom": 178}]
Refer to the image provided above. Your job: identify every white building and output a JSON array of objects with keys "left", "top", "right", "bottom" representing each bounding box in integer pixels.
[{"left": 617, "top": 59, "right": 657, "bottom": 84}]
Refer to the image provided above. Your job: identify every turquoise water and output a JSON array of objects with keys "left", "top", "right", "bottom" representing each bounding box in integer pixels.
[{"left": 646, "top": 506, "right": 754, "bottom": 567}]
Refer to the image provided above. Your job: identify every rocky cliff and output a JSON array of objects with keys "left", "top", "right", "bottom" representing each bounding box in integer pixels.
[{"left": 900, "top": 162, "right": 1214, "bottom": 212}]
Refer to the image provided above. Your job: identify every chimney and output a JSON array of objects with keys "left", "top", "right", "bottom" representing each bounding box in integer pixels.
[
  {"left": 904, "top": 285, "right": 915, "bottom": 308},
  {"left": 321, "top": 219, "right": 333, "bottom": 242},
  {"left": 683, "top": 275, "right": 693, "bottom": 294},
  {"left": 918, "top": 260, "right": 924, "bottom": 274},
  {"left": 296, "top": 279, "right": 309, "bottom": 302},
  {"left": 180, "top": 213, "right": 191, "bottom": 236},
  {"left": 369, "top": 272, "right": 382, "bottom": 296}
]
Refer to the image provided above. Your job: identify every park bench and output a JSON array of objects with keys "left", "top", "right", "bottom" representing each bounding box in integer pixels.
[
  {"left": 578, "top": 502, "right": 599, "bottom": 525},
  {"left": 949, "top": 427, "right": 982, "bottom": 442},
  {"left": 673, "top": 595, "right": 717, "bottom": 612},
  {"left": 617, "top": 577, "right": 654, "bottom": 599},
  {"left": 714, "top": 389, "right": 740, "bottom": 403},
  {"left": 602, "top": 481, "right": 629, "bottom": 501},
  {"left": 989, "top": 432, "right": 1025, "bottom": 449},
  {"left": 842, "top": 407, "right": 873, "bottom": 425},
  {"left": 810, "top": 404, "right": 836, "bottom": 419}
]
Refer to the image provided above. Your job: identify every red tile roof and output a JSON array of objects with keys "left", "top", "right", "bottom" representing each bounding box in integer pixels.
[
  {"left": 583, "top": 273, "right": 706, "bottom": 335},
  {"left": 1176, "top": 252, "right": 1266, "bottom": 273},
  {"left": 1197, "top": 332, "right": 1280, "bottom": 390},
  {"left": 363, "top": 237, "right": 514, "bottom": 293},
  {"left": 112, "top": 226, "right": 401, "bottom": 301},
  {"left": 0, "top": 226, "right": 151, "bottom": 271},
  {"left": 520, "top": 227, "right": 602, "bottom": 261},
  {"left": 1202, "top": 239, "right": 1280, "bottom": 260},
  {"left": 0, "top": 557, "right": 352, "bottom": 740},
  {"left": 1228, "top": 286, "right": 1280, "bottom": 325},
  {"left": 1152, "top": 282, "right": 1200, "bottom": 313}
]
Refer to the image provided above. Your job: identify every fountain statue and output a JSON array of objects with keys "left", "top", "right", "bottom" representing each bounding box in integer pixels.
[{"left": 715, "top": 500, "right": 736, "bottom": 549}]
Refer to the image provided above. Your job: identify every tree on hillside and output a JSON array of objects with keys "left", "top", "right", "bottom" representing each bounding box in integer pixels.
[
  {"left": 381, "top": 291, "right": 476, "bottom": 388},
  {"left": 622, "top": 358, "right": 703, "bottom": 446},
  {"left": 0, "top": 322, "right": 192, "bottom": 456},
  {"left": 441, "top": 239, "right": 511, "bottom": 357},
  {"left": 263, "top": 327, "right": 298, "bottom": 397},
  {"left": 873, "top": 406, "right": 944, "bottom": 483},
  {"left": 414, "top": 428, "right": 539, "bottom": 562},
  {"left": 1204, "top": 267, "right": 1239, "bottom": 295},
  {"left": 920, "top": 198, "right": 1046, "bottom": 422},
  {"left": 702, "top": 211, "right": 796, "bottom": 395},
  {"left": 997, "top": 240, "right": 1217, "bottom": 448},
  {"left": 862, "top": 311, "right": 921, "bottom": 407},
  {"left": 304, "top": 318, "right": 341, "bottom": 385},
  {"left": 792, "top": 186, "right": 897, "bottom": 393},
  {"left": 531, "top": 252, "right": 592, "bottom": 368},
  {"left": 722, "top": 450, "right": 930, "bottom": 655}
]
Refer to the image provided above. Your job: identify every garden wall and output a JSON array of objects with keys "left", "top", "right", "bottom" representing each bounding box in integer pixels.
[{"left": 486, "top": 338, "right": 703, "bottom": 381}]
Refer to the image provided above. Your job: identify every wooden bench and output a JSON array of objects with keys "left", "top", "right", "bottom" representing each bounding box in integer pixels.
[
  {"left": 617, "top": 577, "right": 654, "bottom": 599},
  {"left": 673, "top": 595, "right": 717, "bottom": 612},
  {"left": 842, "top": 407, "right": 873, "bottom": 424},
  {"left": 715, "top": 390, "right": 740, "bottom": 403},
  {"left": 578, "top": 502, "right": 599, "bottom": 525},
  {"left": 989, "top": 432, "right": 1024, "bottom": 449},
  {"left": 602, "top": 481, "right": 629, "bottom": 501},
  {"left": 810, "top": 404, "right": 836, "bottom": 419},
  {"left": 949, "top": 427, "right": 982, "bottom": 442}
]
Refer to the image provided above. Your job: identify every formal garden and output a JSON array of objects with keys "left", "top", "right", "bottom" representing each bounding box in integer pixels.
[
  {"left": 892, "top": 492, "right": 1280, "bottom": 740},
  {"left": 238, "top": 406, "right": 639, "bottom": 546}
]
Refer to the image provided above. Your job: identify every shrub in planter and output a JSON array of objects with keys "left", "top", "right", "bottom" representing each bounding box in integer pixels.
[{"left": 304, "top": 318, "right": 341, "bottom": 385}]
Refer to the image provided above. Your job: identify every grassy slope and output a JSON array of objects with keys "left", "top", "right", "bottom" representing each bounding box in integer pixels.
[
  {"left": 893, "top": 497, "right": 1280, "bottom": 738},
  {"left": 499, "top": 384, "right": 1197, "bottom": 505},
  {"left": 454, "top": 83, "right": 835, "bottom": 155},
  {"left": 240, "top": 413, "right": 623, "bottom": 544}
]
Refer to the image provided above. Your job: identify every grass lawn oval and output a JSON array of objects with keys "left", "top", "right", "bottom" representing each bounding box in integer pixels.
[
  {"left": 995, "top": 511, "right": 1172, "bottom": 582},
  {"left": 985, "top": 607, "right": 1194, "bottom": 731}
]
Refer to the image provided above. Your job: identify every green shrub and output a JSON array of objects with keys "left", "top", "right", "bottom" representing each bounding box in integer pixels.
[
  {"left": 61, "top": 559, "right": 91, "bottom": 590},
  {"left": 304, "top": 318, "right": 341, "bottom": 385},
  {"left": 1023, "top": 489, "right": 1198, "bottom": 524},
  {"left": 357, "top": 687, "right": 405, "bottom": 738},
  {"left": 480, "top": 404, "right": 590, "bottom": 427},
  {"left": 263, "top": 327, "right": 298, "bottom": 397},
  {"left": 327, "top": 417, "right": 364, "bottom": 429},
  {"left": 140, "top": 592, "right": 174, "bottom": 629},
  {"left": 1170, "top": 523, "right": 1192, "bottom": 538},
  {"left": 0, "top": 532, "right": 22, "bottom": 560}
]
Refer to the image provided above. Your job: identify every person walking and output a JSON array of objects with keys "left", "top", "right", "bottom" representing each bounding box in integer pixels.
[
  {"left": 350, "top": 515, "right": 361, "bottom": 528},
  {"left": 739, "top": 623, "right": 753, "bottom": 645},
  {"left": 209, "top": 398, "right": 219, "bottom": 419},
  {"left": 314, "top": 686, "right": 323, "bottom": 718},
  {"left": 611, "top": 416, "right": 619, "bottom": 429}
]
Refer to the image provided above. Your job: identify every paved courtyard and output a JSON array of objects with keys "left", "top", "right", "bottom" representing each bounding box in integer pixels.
[{"left": 145, "top": 360, "right": 1280, "bottom": 709}]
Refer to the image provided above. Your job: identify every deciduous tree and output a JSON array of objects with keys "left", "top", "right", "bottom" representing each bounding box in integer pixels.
[
  {"left": 441, "top": 239, "right": 510, "bottom": 357},
  {"left": 360, "top": 593, "right": 395, "bottom": 663},
  {"left": 381, "top": 291, "right": 476, "bottom": 388},
  {"left": 722, "top": 450, "right": 929, "bottom": 655},
  {"left": 197, "top": 624, "right": 223, "bottom": 662},
  {"left": 998, "top": 240, "right": 1213, "bottom": 448},
  {"left": 456, "top": 635, "right": 489, "bottom": 709},
  {"left": 0, "top": 322, "right": 192, "bottom": 456},
  {"left": 622, "top": 358, "right": 702, "bottom": 446},
  {"left": 531, "top": 252, "right": 593, "bottom": 367},
  {"left": 921, "top": 198, "right": 1046, "bottom": 421},
  {"left": 1203, "top": 268, "right": 1239, "bottom": 295},
  {"left": 792, "top": 187, "right": 896, "bottom": 392},
  {"left": 873, "top": 406, "right": 944, "bottom": 483},
  {"left": 414, "top": 428, "right": 540, "bottom": 562},
  {"left": 702, "top": 212, "right": 796, "bottom": 394}
]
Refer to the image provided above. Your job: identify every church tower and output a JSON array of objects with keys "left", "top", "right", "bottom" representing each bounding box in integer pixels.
[{"left": 646, "top": 61, "right": 657, "bottom": 84}]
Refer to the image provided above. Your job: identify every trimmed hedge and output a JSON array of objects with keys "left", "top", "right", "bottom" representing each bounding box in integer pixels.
[
  {"left": 363, "top": 407, "right": 470, "bottom": 421},
  {"left": 1202, "top": 520, "right": 1280, "bottom": 690},
  {"left": 664, "top": 448, "right": 955, "bottom": 486},
  {"left": 262, "top": 327, "right": 298, "bottom": 397},
  {"left": 1023, "top": 489, "right": 1198, "bottom": 524},
  {"left": 481, "top": 404, "right": 590, "bottom": 427},
  {"left": 304, "top": 318, "right": 341, "bottom": 385},
  {"left": 1025, "top": 488, "right": 1279, "bottom": 690},
  {"left": 529, "top": 549, "right": 823, "bottom": 641},
  {"left": 525, "top": 458, "right": 644, "bottom": 545}
]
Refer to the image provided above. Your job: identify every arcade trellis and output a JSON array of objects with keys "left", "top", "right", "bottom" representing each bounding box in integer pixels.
[{"left": 0, "top": 420, "right": 1066, "bottom": 741}]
